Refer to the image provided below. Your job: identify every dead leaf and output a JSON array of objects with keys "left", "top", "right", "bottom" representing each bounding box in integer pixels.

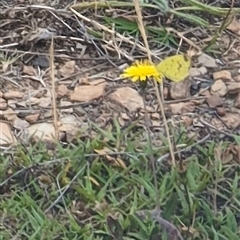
[
  {"left": 108, "top": 87, "right": 144, "bottom": 112},
  {"left": 59, "top": 60, "right": 76, "bottom": 77},
  {"left": 232, "top": 145, "right": 240, "bottom": 163},
  {"left": 22, "top": 65, "right": 36, "bottom": 75},
  {"left": 70, "top": 82, "right": 106, "bottom": 102},
  {"left": 60, "top": 161, "right": 72, "bottom": 185},
  {"left": 221, "top": 113, "right": 240, "bottom": 129},
  {"left": 226, "top": 17, "right": 240, "bottom": 35},
  {"left": 94, "top": 147, "right": 127, "bottom": 169},
  {"left": 38, "top": 174, "right": 52, "bottom": 185},
  {"left": 84, "top": 176, "right": 100, "bottom": 186}
]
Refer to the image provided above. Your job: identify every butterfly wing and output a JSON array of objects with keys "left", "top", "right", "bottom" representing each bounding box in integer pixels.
[{"left": 155, "top": 54, "right": 191, "bottom": 82}]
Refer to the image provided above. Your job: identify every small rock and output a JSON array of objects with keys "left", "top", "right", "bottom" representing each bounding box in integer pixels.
[
  {"left": 2, "top": 108, "right": 17, "bottom": 121},
  {"left": 27, "top": 123, "right": 57, "bottom": 143},
  {"left": 29, "top": 89, "right": 46, "bottom": 98},
  {"left": 189, "top": 66, "right": 207, "bottom": 77},
  {"left": 31, "top": 55, "right": 49, "bottom": 68},
  {"left": 226, "top": 82, "right": 240, "bottom": 94},
  {"left": 108, "top": 87, "right": 144, "bottom": 112},
  {"left": 235, "top": 93, "right": 240, "bottom": 108},
  {"left": 0, "top": 121, "right": 16, "bottom": 146},
  {"left": 13, "top": 118, "right": 30, "bottom": 130},
  {"left": 3, "top": 91, "right": 24, "bottom": 99},
  {"left": 59, "top": 115, "right": 79, "bottom": 127},
  {"left": 60, "top": 100, "right": 73, "bottom": 113},
  {"left": 58, "top": 116, "right": 79, "bottom": 134},
  {"left": 65, "top": 129, "right": 80, "bottom": 143},
  {"left": 26, "top": 97, "right": 40, "bottom": 106},
  {"left": 211, "top": 80, "right": 227, "bottom": 97},
  {"left": 0, "top": 98, "right": 7, "bottom": 110},
  {"left": 70, "top": 82, "right": 106, "bottom": 102},
  {"left": 88, "top": 79, "right": 106, "bottom": 86},
  {"left": 191, "top": 99, "right": 205, "bottom": 105},
  {"left": 163, "top": 87, "right": 169, "bottom": 99},
  {"left": 222, "top": 113, "right": 240, "bottom": 129},
  {"left": 197, "top": 53, "right": 217, "bottom": 68},
  {"left": 39, "top": 97, "right": 52, "bottom": 108},
  {"left": 206, "top": 94, "right": 223, "bottom": 108},
  {"left": 213, "top": 70, "right": 232, "bottom": 81},
  {"left": 59, "top": 60, "right": 76, "bottom": 77},
  {"left": 170, "top": 80, "right": 191, "bottom": 100},
  {"left": 8, "top": 100, "right": 17, "bottom": 109},
  {"left": 57, "top": 84, "right": 69, "bottom": 98},
  {"left": 0, "top": 91, "right": 3, "bottom": 98},
  {"left": 42, "top": 109, "right": 53, "bottom": 119},
  {"left": 216, "top": 107, "right": 226, "bottom": 117},
  {"left": 199, "top": 88, "right": 211, "bottom": 97},
  {"left": 169, "top": 102, "right": 195, "bottom": 114},
  {"left": 181, "top": 116, "right": 193, "bottom": 127},
  {"left": 234, "top": 75, "right": 240, "bottom": 82},
  {"left": 151, "top": 112, "right": 160, "bottom": 120},
  {"left": 25, "top": 113, "right": 40, "bottom": 124},
  {"left": 16, "top": 101, "right": 26, "bottom": 107}
]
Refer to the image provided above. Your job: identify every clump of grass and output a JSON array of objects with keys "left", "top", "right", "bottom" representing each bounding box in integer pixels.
[{"left": 1, "top": 125, "right": 240, "bottom": 239}]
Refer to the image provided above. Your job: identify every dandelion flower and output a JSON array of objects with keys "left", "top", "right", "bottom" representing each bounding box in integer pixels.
[{"left": 121, "top": 59, "right": 163, "bottom": 83}]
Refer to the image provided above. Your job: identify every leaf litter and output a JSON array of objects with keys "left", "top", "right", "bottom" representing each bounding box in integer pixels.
[{"left": 0, "top": 0, "right": 240, "bottom": 239}]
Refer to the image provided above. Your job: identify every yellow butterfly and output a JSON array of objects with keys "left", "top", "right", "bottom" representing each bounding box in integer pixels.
[{"left": 155, "top": 54, "right": 191, "bottom": 82}]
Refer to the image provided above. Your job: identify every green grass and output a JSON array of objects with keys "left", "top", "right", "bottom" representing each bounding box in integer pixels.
[
  {"left": 0, "top": 124, "right": 240, "bottom": 239},
  {"left": 70, "top": 0, "right": 240, "bottom": 54}
]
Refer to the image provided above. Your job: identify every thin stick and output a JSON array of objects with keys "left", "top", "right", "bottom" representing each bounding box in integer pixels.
[
  {"left": 132, "top": 0, "right": 176, "bottom": 170},
  {"left": 49, "top": 37, "right": 59, "bottom": 143},
  {"left": 132, "top": 0, "right": 175, "bottom": 215},
  {"left": 69, "top": 7, "right": 157, "bottom": 58}
]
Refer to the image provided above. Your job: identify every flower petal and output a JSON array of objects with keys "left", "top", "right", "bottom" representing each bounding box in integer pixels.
[{"left": 120, "top": 59, "right": 162, "bottom": 83}]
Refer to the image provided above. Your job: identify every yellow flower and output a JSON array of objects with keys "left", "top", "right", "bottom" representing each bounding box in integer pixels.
[{"left": 120, "top": 59, "right": 163, "bottom": 83}]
